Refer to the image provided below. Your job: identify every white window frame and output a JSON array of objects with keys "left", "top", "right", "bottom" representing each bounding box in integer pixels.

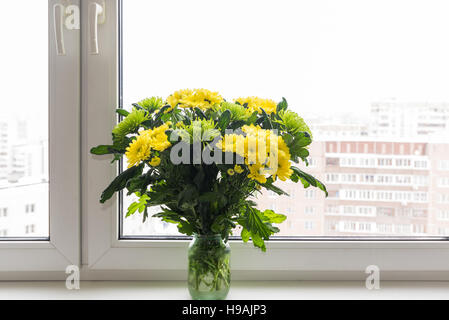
[
  {"left": 0, "top": 0, "right": 80, "bottom": 278},
  {"left": 2, "top": 0, "right": 449, "bottom": 281},
  {"left": 80, "top": 0, "right": 449, "bottom": 281}
]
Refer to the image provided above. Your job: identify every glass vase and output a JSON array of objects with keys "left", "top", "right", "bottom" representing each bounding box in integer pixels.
[{"left": 187, "top": 234, "right": 231, "bottom": 300}]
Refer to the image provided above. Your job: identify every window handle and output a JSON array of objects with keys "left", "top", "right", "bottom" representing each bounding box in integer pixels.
[
  {"left": 53, "top": 4, "right": 65, "bottom": 55},
  {"left": 89, "top": 1, "right": 106, "bottom": 55}
]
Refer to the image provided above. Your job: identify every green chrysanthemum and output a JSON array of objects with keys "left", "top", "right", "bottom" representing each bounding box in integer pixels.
[
  {"left": 184, "top": 119, "right": 220, "bottom": 142},
  {"left": 219, "top": 102, "right": 249, "bottom": 121},
  {"left": 138, "top": 96, "right": 164, "bottom": 112},
  {"left": 112, "top": 109, "right": 148, "bottom": 149},
  {"left": 278, "top": 110, "right": 312, "bottom": 138}
]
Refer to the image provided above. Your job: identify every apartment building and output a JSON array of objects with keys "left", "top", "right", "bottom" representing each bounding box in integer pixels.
[
  {"left": 0, "top": 114, "right": 48, "bottom": 237},
  {"left": 0, "top": 182, "right": 48, "bottom": 237},
  {"left": 370, "top": 101, "right": 449, "bottom": 138},
  {"left": 257, "top": 139, "right": 449, "bottom": 237},
  {"left": 323, "top": 140, "right": 432, "bottom": 236}
]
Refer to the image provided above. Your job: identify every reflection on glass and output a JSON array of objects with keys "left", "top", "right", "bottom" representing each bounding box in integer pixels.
[
  {"left": 0, "top": 1, "right": 49, "bottom": 238},
  {"left": 122, "top": 0, "right": 449, "bottom": 237}
]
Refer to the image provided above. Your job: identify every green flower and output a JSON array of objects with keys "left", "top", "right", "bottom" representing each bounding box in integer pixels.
[
  {"left": 219, "top": 102, "right": 249, "bottom": 121},
  {"left": 184, "top": 119, "right": 220, "bottom": 142},
  {"left": 138, "top": 96, "right": 164, "bottom": 112},
  {"left": 278, "top": 110, "right": 312, "bottom": 138},
  {"left": 112, "top": 109, "right": 148, "bottom": 149}
]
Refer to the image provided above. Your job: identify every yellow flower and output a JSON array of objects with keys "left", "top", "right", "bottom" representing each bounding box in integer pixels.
[
  {"left": 140, "top": 123, "right": 172, "bottom": 152},
  {"left": 149, "top": 156, "right": 161, "bottom": 166},
  {"left": 271, "top": 136, "right": 293, "bottom": 181},
  {"left": 227, "top": 168, "right": 235, "bottom": 176},
  {"left": 125, "top": 124, "right": 171, "bottom": 168},
  {"left": 125, "top": 135, "right": 152, "bottom": 168},
  {"left": 235, "top": 96, "right": 277, "bottom": 114},
  {"left": 247, "top": 164, "right": 267, "bottom": 184},
  {"left": 167, "top": 89, "right": 223, "bottom": 111},
  {"left": 234, "top": 165, "right": 244, "bottom": 174},
  {"left": 216, "top": 123, "right": 292, "bottom": 182}
]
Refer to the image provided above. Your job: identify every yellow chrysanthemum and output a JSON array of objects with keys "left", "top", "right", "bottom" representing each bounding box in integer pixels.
[
  {"left": 216, "top": 124, "right": 292, "bottom": 182},
  {"left": 140, "top": 123, "right": 172, "bottom": 152},
  {"left": 234, "top": 165, "right": 244, "bottom": 174},
  {"left": 271, "top": 136, "right": 293, "bottom": 181},
  {"left": 149, "top": 156, "right": 161, "bottom": 167},
  {"left": 217, "top": 134, "right": 245, "bottom": 156},
  {"left": 227, "top": 168, "right": 235, "bottom": 176},
  {"left": 125, "top": 124, "right": 171, "bottom": 168},
  {"left": 125, "top": 135, "right": 152, "bottom": 168},
  {"left": 167, "top": 89, "right": 223, "bottom": 111},
  {"left": 235, "top": 96, "right": 277, "bottom": 115},
  {"left": 247, "top": 163, "right": 267, "bottom": 184}
]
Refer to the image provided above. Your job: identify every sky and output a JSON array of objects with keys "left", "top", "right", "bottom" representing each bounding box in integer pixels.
[
  {"left": 2, "top": 1, "right": 448, "bottom": 118},
  {"left": 123, "top": 0, "right": 449, "bottom": 118},
  {"left": 0, "top": 1, "right": 48, "bottom": 120}
]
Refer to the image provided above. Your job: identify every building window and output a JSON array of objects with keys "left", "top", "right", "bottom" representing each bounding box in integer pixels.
[
  {"left": 304, "top": 221, "right": 314, "bottom": 230},
  {"left": 25, "top": 204, "right": 35, "bottom": 214},
  {"left": 304, "top": 206, "right": 315, "bottom": 215},
  {"left": 438, "top": 194, "right": 449, "bottom": 204},
  {"left": 437, "top": 210, "right": 449, "bottom": 221},
  {"left": 414, "top": 160, "right": 428, "bottom": 169},
  {"left": 438, "top": 177, "right": 449, "bottom": 187},
  {"left": 25, "top": 224, "right": 36, "bottom": 235},
  {"left": 304, "top": 189, "right": 316, "bottom": 199},
  {"left": 439, "top": 160, "right": 449, "bottom": 170}
]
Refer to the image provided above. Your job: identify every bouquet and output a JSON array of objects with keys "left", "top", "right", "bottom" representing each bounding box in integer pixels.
[{"left": 91, "top": 89, "right": 327, "bottom": 251}]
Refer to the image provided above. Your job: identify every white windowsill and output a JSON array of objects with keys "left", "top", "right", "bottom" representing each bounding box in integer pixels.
[{"left": 0, "top": 281, "right": 448, "bottom": 299}]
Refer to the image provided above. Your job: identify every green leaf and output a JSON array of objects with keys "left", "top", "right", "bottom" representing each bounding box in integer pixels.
[
  {"left": 293, "top": 132, "right": 312, "bottom": 148},
  {"left": 100, "top": 164, "right": 144, "bottom": 203},
  {"left": 177, "top": 184, "right": 199, "bottom": 208},
  {"left": 177, "top": 221, "right": 194, "bottom": 235},
  {"left": 229, "top": 120, "right": 247, "bottom": 130},
  {"left": 194, "top": 107, "right": 207, "bottom": 120},
  {"left": 261, "top": 210, "right": 287, "bottom": 223},
  {"left": 276, "top": 97, "right": 288, "bottom": 113},
  {"left": 218, "top": 110, "right": 231, "bottom": 131},
  {"left": 126, "top": 193, "right": 150, "bottom": 217},
  {"left": 259, "top": 178, "right": 289, "bottom": 196},
  {"left": 161, "top": 113, "right": 171, "bottom": 122},
  {"left": 90, "top": 145, "right": 116, "bottom": 155},
  {"left": 241, "top": 228, "right": 250, "bottom": 242},
  {"left": 116, "top": 109, "right": 130, "bottom": 117},
  {"left": 251, "top": 233, "right": 266, "bottom": 252},
  {"left": 291, "top": 166, "right": 328, "bottom": 196},
  {"left": 246, "top": 207, "right": 272, "bottom": 239},
  {"left": 211, "top": 216, "right": 225, "bottom": 233},
  {"left": 260, "top": 108, "right": 272, "bottom": 129},
  {"left": 126, "top": 170, "right": 158, "bottom": 195},
  {"left": 246, "top": 111, "right": 259, "bottom": 125}
]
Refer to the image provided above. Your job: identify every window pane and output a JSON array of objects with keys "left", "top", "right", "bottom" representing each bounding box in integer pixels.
[
  {"left": 0, "top": 1, "right": 49, "bottom": 238},
  {"left": 121, "top": 0, "right": 449, "bottom": 237}
]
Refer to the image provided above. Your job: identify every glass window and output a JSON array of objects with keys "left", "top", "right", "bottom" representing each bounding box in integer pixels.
[
  {"left": 0, "top": 1, "right": 48, "bottom": 238},
  {"left": 121, "top": 0, "right": 449, "bottom": 238}
]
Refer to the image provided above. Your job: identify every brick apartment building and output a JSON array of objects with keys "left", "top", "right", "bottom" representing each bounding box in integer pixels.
[{"left": 257, "top": 139, "right": 449, "bottom": 237}]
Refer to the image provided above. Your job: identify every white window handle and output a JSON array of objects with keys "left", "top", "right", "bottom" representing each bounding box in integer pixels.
[
  {"left": 89, "top": 1, "right": 106, "bottom": 55},
  {"left": 53, "top": 4, "right": 65, "bottom": 55}
]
